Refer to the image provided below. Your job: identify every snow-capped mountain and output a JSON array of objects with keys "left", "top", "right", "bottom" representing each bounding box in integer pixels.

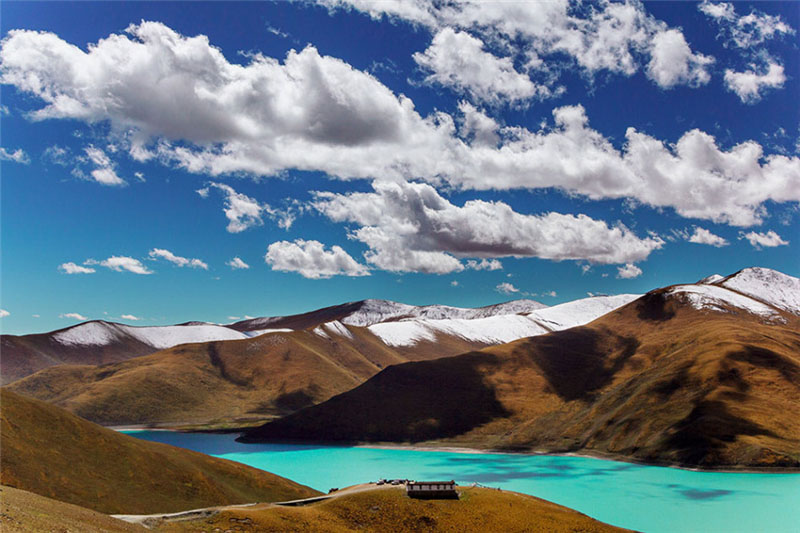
[
  {"left": 365, "top": 294, "right": 641, "bottom": 347},
  {"left": 716, "top": 267, "right": 800, "bottom": 315},
  {"left": 52, "top": 321, "right": 250, "bottom": 348}
]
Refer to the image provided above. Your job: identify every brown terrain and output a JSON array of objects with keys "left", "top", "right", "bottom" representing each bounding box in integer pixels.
[
  {"left": 6, "top": 325, "right": 488, "bottom": 427},
  {"left": 0, "top": 388, "right": 320, "bottom": 515},
  {"left": 240, "top": 288, "right": 800, "bottom": 469}
]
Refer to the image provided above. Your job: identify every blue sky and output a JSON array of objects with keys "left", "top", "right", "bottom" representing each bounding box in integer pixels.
[{"left": 1, "top": 1, "right": 798, "bottom": 335}]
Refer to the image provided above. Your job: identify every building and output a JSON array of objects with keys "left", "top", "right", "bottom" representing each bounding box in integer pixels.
[{"left": 406, "top": 480, "right": 458, "bottom": 499}]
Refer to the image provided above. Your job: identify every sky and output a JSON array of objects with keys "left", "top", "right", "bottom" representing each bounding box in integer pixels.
[{"left": 0, "top": 0, "right": 798, "bottom": 335}]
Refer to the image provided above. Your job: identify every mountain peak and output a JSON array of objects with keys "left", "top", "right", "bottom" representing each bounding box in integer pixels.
[{"left": 718, "top": 267, "right": 800, "bottom": 315}]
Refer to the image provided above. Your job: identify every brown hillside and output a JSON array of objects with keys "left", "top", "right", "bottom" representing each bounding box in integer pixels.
[
  {"left": 7, "top": 327, "right": 485, "bottom": 427},
  {"left": 154, "top": 485, "right": 630, "bottom": 533},
  {"left": 0, "top": 485, "right": 147, "bottom": 533},
  {"left": 241, "top": 291, "right": 800, "bottom": 468},
  {"left": 1, "top": 326, "right": 156, "bottom": 385},
  {"left": 0, "top": 388, "right": 320, "bottom": 514}
]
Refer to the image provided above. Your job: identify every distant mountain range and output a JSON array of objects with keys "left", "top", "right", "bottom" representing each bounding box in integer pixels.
[
  {"left": 239, "top": 267, "right": 800, "bottom": 468},
  {"left": 3, "top": 267, "right": 799, "bottom": 468}
]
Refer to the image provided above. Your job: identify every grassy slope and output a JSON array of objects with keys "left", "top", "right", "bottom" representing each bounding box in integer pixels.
[
  {"left": 7, "top": 328, "right": 485, "bottom": 426},
  {"left": 0, "top": 485, "right": 147, "bottom": 533},
  {"left": 155, "top": 486, "right": 629, "bottom": 533},
  {"left": 242, "top": 291, "right": 800, "bottom": 468},
  {"left": 0, "top": 389, "right": 320, "bottom": 514}
]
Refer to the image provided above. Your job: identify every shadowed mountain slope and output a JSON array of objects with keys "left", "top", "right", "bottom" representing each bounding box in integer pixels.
[
  {"left": 241, "top": 283, "right": 800, "bottom": 468},
  {"left": 0, "top": 389, "right": 320, "bottom": 514}
]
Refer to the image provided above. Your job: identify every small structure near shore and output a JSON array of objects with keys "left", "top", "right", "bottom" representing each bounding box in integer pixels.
[{"left": 406, "top": 480, "right": 458, "bottom": 499}]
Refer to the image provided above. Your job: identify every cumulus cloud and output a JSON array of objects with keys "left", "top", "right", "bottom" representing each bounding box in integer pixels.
[
  {"left": 86, "top": 256, "right": 153, "bottom": 274},
  {"left": 450, "top": 280, "right": 459, "bottom": 287},
  {"left": 616, "top": 263, "right": 643, "bottom": 279},
  {"left": 84, "top": 145, "right": 125, "bottom": 186},
  {"left": 496, "top": 282, "right": 519, "bottom": 295},
  {"left": 326, "top": 0, "right": 712, "bottom": 91},
  {"left": 724, "top": 62, "right": 785, "bottom": 104},
  {"left": 688, "top": 227, "right": 729, "bottom": 247},
  {"left": 313, "top": 180, "right": 662, "bottom": 274},
  {"left": 0, "top": 147, "right": 30, "bottom": 164},
  {"left": 646, "top": 29, "right": 713, "bottom": 88},
  {"left": 60, "top": 312, "right": 88, "bottom": 320},
  {"left": 227, "top": 256, "right": 250, "bottom": 269},
  {"left": 466, "top": 259, "right": 503, "bottom": 271},
  {"left": 1, "top": 22, "right": 796, "bottom": 227},
  {"left": 739, "top": 230, "right": 789, "bottom": 249},
  {"left": 699, "top": 1, "right": 794, "bottom": 49},
  {"left": 200, "top": 182, "right": 294, "bottom": 232},
  {"left": 0, "top": 309, "right": 9, "bottom": 318},
  {"left": 149, "top": 248, "right": 209, "bottom": 269},
  {"left": 265, "top": 239, "right": 370, "bottom": 279},
  {"left": 120, "top": 314, "right": 141, "bottom": 321},
  {"left": 413, "top": 28, "right": 550, "bottom": 105},
  {"left": 59, "top": 262, "right": 96, "bottom": 274}
]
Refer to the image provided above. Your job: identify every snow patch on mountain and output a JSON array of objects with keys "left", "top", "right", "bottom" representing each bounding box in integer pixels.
[
  {"left": 698, "top": 274, "right": 724, "bottom": 284},
  {"left": 341, "top": 299, "right": 547, "bottom": 327},
  {"left": 53, "top": 322, "right": 123, "bottom": 346},
  {"left": 313, "top": 320, "right": 354, "bottom": 340},
  {"left": 669, "top": 284, "right": 782, "bottom": 319},
  {"left": 245, "top": 328, "right": 293, "bottom": 338},
  {"left": 717, "top": 267, "right": 800, "bottom": 315},
  {"left": 367, "top": 294, "right": 639, "bottom": 347},
  {"left": 528, "top": 294, "right": 641, "bottom": 330},
  {"left": 53, "top": 321, "right": 249, "bottom": 348}
]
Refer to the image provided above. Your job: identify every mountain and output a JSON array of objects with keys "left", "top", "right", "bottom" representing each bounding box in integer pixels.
[
  {"left": 0, "top": 298, "right": 547, "bottom": 384},
  {"left": 240, "top": 268, "right": 800, "bottom": 468},
  {"left": 6, "top": 296, "right": 637, "bottom": 426},
  {"left": 0, "top": 388, "right": 319, "bottom": 515}
]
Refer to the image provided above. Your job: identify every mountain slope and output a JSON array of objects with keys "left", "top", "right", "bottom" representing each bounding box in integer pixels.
[
  {"left": 0, "top": 299, "right": 546, "bottom": 384},
  {"left": 0, "top": 389, "right": 320, "bottom": 514},
  {"left": 153, "top": 485, "right": 629, "bottom": 533},
  {"left": 7, "top": 297, "right": 638, "bottom": 427},
  {"left": 240, "top": 280, "right": 800, "bottom": 468}
]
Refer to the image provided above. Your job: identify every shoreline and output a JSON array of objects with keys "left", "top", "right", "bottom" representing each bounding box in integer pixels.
[{"left": 111, "top": 425, "right": 800, "bottom": 474}]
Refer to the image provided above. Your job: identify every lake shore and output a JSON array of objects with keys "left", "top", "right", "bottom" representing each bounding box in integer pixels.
[{"left": 113, "top": 426, "right": 800, "bottom": 474}]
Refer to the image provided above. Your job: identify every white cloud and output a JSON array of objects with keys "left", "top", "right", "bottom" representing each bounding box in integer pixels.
[
  {"left": 120, "top": 314, "right": 141, "bottom": 321},
  {"left": 149, "top": 248, "right": 208, "bottom": 269},
  {"left": 60, "top": 312, "right": 88, "bottom": 320},
  {"left": 496, "top": 282, "right": 519, "bottom": 295},
  {"left": 0, "top": 309, "right": 9, "bottom": 318},
  {"left": 1, "top": 23, "right": 796, "bottom": 228},
  {"left": 466, "top": 259, "right": 503, "bottom": 271},
  {"left": 724, "top": 62, "right": 785, "bottom": 104},
  {"left": 542, "top": 290, "right": 557, "bottom": 297},
  {"left": 739, "top": 230, "right": 789, "bottom": 249},
  {"left": 86, "top": 256, "right": 153, "bottom": 275},
  {"left": 699, "top": 1, "right": 795, "bottom": 49},
  {"left": 227, "top": 256, "right": 250, "bottom": 269},
  {"left": 313, "top": 180, "right": 663, "bottom": 274},
  {"left": 0, "top": 105, "right": 8, "bottom": 115},
  {"left": 265, "top": 239, "right": 370, "bottom": 279},
  {"left": 413, "top": 28, "right": 549, "bottom": 105},
  {"left": 617, "top": 263, "right": 642, "bottom": 279},
  {"left": 84, "top": 145, "right": 125, "bottom": 186},
  {"left": 0, "top": 147, "right": 30, "bottom": 164},
  {"left": 646, "top": 29, "right": 713, "bottom": 88},
  {"left": 32, "top": 314, "right": 40, "bottom": 318},
  {"left": 43, "top": 145, "right": 72, "bottom": 166},
  {"left": 450, "top": 280, "right": 459, "bottom": 287},
  {"left": 328, "top": 0, "right": 712, "bottom": 92},
  {"left": 134, "top": 171, "right": 145, "bottom": 182},
  {"left": 201, "top": 182, "right": 293, "bottom": 232},
  {"left": 688, "top": 227, "right": 729, "bottom": 247},
  {"left": 59, "top": 262, "right": 96, "bottom": 274}
]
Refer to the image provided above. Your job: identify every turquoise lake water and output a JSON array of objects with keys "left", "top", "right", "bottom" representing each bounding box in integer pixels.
[{"left": 125, "top": 430, "right": 799, "bottom": 533}]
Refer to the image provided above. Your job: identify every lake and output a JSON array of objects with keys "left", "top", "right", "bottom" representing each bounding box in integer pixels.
[{"left": 124, "top": 430, "right": 799, "bottom": 532}]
